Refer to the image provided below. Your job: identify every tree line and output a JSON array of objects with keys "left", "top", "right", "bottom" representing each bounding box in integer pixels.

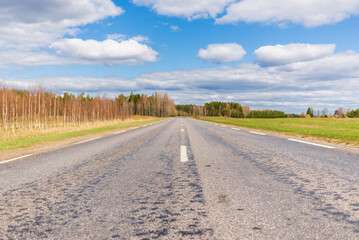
[
  {"left": 0, "top": 85, "right": 176, "bottom": 133},
  {"left": 306, "top": 107, "right": 359, "bottom": 118},
  {"left": 177, "top": 102, "right": 249, "bottom": 117},
  {"left": 347, "top": 109, "right": 359, "bottom": 118},
  {"left": 176, "top": 101, "right": 288, "bottom": 118}
]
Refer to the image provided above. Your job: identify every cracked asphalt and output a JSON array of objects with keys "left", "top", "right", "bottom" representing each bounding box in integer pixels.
[{"left": 1, "top": 118, "right": 359, "bottom": 239}]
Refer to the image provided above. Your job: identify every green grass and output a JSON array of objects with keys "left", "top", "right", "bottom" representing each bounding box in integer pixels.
[
  {"left": 0, "top": 118, "right": 162, "bottom": 152},
  {"left": 199, "top": 117, "right": 359, "bottom": 144}
]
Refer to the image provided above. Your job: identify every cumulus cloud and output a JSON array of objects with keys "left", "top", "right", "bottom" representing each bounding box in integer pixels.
[
  {"left": 0, "top": 0, "right": 123, "bottom": 67},
  {"left": 132, "top": 0, "right": 234, "bottom": 19},
  {"left": 217, "top": 0, "right": 359, "bottom": 27},
  {"left": 0, "top": 0, "right": 123, "bottom": 50},
  {"left": 254, "top": 43, "right": 336, "bottom": 67},
  {"left": 3, "top": 76, "right": 137, "bottom": 93},
  {"left": 133, "top": 0, "right": 359, "bottom": 27},
  {"left": 134, "top": 50, "right": 359, "bottom": 112},
  {"left": 198, "top": 43, "right": 246, "bottom": 63},
  {"left": 50, "top": 38, "right": 158, "bottom": 65}
]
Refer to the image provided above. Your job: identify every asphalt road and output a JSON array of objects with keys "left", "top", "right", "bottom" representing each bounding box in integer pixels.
[{"left": 1, "top": 118, "right": 359, "bottom": 239}]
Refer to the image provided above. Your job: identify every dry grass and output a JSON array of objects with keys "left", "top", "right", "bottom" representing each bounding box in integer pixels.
[
  {"left": 0, "top": 116, "right": 160, "bottom": 152},
  {"left": 0, "top": 116, "right": 152, "bottom": 142}
]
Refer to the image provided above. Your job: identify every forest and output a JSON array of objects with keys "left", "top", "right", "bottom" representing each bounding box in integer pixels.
[
  {"left": 176, "top": 101, "right": 287, "bottom": 118},
  {"left": 0, "top": 85, "right": 176, "bottom": 133}
]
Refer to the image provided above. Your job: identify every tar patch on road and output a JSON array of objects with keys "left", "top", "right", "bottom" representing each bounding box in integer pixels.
[{"left": 127, "top": 150, "right": 214, "bottom": 239}]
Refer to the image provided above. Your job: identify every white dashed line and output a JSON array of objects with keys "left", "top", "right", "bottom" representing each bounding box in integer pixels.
[
  {"left": 0, "top": 154, "right": 33, "bottom": 165},
  {"left": 288, "top": 139, "right": 335, "bottom": 149},
  {"left": 232, "top": 127, "right": 241, "bottom": 131},
  {"left": 74, "top": 137, "right": 101, "bottom": 145},
  {"left": 221, "top": 125, "right": 227, "bottom": 128},
  {"left": 249, "top": 131, "right": 266, "bottom": 136},
  {"left": 180, "top": 145, "right": 188, "bottom": 162},
  {"left": 114, "top": 130, "right": 126, "bottom": 135},
  {"left": 181, "top": 129, "right": 184, "bottom": 132}
]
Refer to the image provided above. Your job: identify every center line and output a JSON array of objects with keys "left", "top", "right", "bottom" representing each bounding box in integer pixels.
[
  {"left": 181, "top": 129, "right": 184, "bottom": 132},
  {"left": 249, "top": 131, "right": 266, "bottom": 136},
  {"left": 288, "top": 138, "right": 335, "bottom": 149},
  {"left": 0, "top": 154, "right": 33, "bottom": 165},
  {"left": 180, "top": 145, "right": 188, "bottom": 162}
]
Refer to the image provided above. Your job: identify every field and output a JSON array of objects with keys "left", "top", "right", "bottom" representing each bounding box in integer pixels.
[
  {"left": 0, "top": 117, "right": 161, "bottom": 152},
  {"left": 199, "top": 117, "right": 359, "bottom": 146}
]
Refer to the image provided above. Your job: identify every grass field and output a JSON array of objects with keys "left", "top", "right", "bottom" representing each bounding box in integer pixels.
[
  {"left": 199, "top": 117, "right": 359, "bottom": 145},
  {"left": 0, "top": 118, "right": 162, "bottom": 152}
]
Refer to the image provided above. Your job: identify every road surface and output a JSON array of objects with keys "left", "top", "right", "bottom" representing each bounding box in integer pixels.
[{"left": 1, "top": 118, "right": 359, "bottom": 239}]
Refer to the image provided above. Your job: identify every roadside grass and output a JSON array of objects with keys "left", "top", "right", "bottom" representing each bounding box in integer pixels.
[
  {"left": 0, "top": 118, "right": 162, "bottom": 152},
  {"left": 199, "top": 117, "right": 359, "bottom": 145}
]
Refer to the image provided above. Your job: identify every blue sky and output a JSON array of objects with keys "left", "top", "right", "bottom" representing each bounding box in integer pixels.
[{"left": 1, "top": 0, "right": 359, "bottom": 113}]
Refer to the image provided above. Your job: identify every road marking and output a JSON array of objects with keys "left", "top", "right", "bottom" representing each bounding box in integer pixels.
[
  {"left": 74, "top": 137, "right": 100, "bottom": 145},
  {"left": 249, "top": 131, "right": 266, "bottom": 136},
  {"left": 114, "top": 130, "right": 126, "bottom": 135},
  {"left": 132, "top": 127, "right": 139, "bottom": 130},
  {"left": 221, "top": 125, "right": 227, "bottom": 128},
  {"left": 288, "top": 139, "right": 335, "bottom": 149},
  {"left": 181, "top": 129, "right": 184, "bottom": 132},
  {"left": 0, "top": 154, "right": 33, "bottom": 165},
  {"left": 232, "top": 127, "right": 241, "bottom": 131},
  {"left": 181, "top": 123, "right": 183, "bottom": 126},
  {"left": 180, "top": 145, "right": 188, "bottom": 162}
]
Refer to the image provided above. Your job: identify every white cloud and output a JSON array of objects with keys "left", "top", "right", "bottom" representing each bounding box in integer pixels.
[
  {"left": 132, "top": 0, "right": 234, "bottom": 19},
  {"left": 198, "top": 43, "right": 246, "bottom": 63},
  {"left": 0, "top": 0, "right": 123, "bottom": 67},
  {"left": 217, "top": 0, "right": 359, "bottom": 27},
  {"left": 106, "top": 34, "right": 149, "bottom": 43},
  {"left": 106, "top": 34, "right": 127, "bottom": 41},
  {"left": 3, "top": 76, "right": 137, "bottom": 92},
  {"left": 50, "top": 38, "right": 158, "bottom": 65},
  {"left": 170, "top": 25, "right": 181, "bottom": 32},
  {"left": 0, "top": 0, "right": 123, "bottom": 51},
  {"left": 254, "top": 43, "right": 336, "bottom": 67},
  {"left": 133, "top": 0, "right": 359, "bottom": 27},
  {"left": 0, "top": 51, "right": 73, "bottom": 67},
  {"left": 132, "top": 35, "right": 150, "bottom": 42},
  {"left": 134, "top": 50, "right": 359, "bottom": 112}
]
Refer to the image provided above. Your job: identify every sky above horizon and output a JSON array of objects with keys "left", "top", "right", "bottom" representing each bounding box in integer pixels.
[{"left": 1, "top": 0, "right": 359, "bottom": 113}]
